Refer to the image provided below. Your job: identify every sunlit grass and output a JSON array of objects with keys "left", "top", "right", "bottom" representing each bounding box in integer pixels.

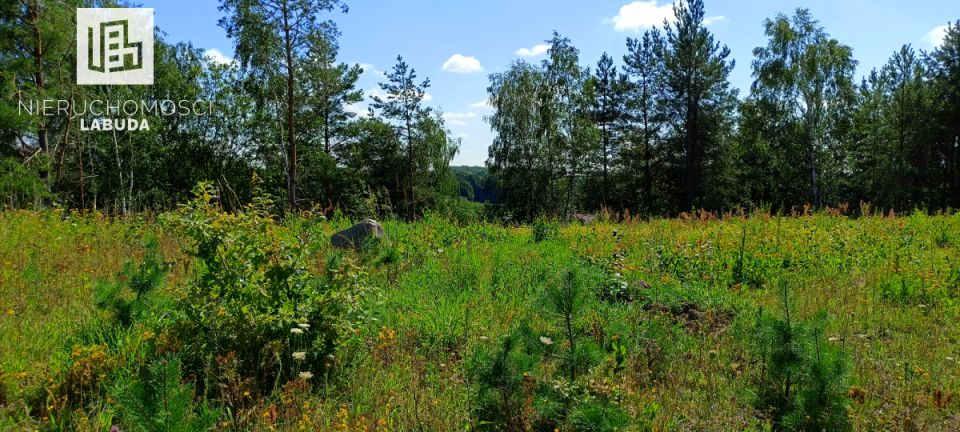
[{"left": 1, "top": 210, "right": 958, "bottom": 430}]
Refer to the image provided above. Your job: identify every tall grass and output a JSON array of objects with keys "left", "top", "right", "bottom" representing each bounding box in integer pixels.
[{"left": 1, "top": 209, "right": 958, "bottom": 430}]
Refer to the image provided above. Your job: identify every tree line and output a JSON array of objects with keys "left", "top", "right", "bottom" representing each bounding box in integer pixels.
[
  {"left": 2, "top": 0, "right": 959, "bottom": 221},
  {"left": 1, "top": 0, "right": 460, "bottom": 218},
  {"left": 487, "top": 0, "right": 960, "bottom": 220}
]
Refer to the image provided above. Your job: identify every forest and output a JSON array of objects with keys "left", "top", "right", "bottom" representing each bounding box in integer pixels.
[
  {"left": 2, "top": 1, "right": 960, "bottom": 431},
  {"left": 1, "top": 1, "right": 958, "bottom": 219}
]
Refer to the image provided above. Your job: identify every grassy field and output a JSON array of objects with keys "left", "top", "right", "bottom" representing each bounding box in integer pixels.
[{"left": 1, "top": 206, "right": 959, "bottom": 431}]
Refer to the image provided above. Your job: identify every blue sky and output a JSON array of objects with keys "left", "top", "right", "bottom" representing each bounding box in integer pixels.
[{"left": 137, "top": 0, "right": 959, "bottom": 166}]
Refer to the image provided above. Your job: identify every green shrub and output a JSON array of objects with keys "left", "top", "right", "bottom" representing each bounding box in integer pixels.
[
  {"left": 467, "top": 328, "right": 541, "bottom": 431},
  {"left": 751, "top": 281, "right": 851, "bottom": 431},
  {"left": 532, "top": 215, "right": 559, "bottom": 243},
  {"left": 162, "top": 181, "right": 373, "bottom": 395},
  {"left": 110, "top": 355, "right": 218, "bottom": 432},
  {"left": 468, "top": 270, "right": 625, "bottom": 431},
  {"left": 93, "top": 236, "right": 167, "bottom": 327}
]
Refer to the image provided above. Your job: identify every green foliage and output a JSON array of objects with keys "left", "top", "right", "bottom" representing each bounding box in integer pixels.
[
  {"left": 111, "top": 355, "right": 218, "bottom": 432},
  {"left": 452, "top": 166, "right": 499, "bottom": 204},
  {"left": 487, "top": 32, "right": 595, "bottom": 220},
  {"left": 751, "top": 282, "right": 851, "bottom": 431},
  {"left": 93, "top": 236, "right": 167, "bottom": 327},
  {"left": 532, "top": 216, "right": 559, "bottom": 242},
  {"left": 742, "top": 8, "right": 857, "bottom": 209},
  {"left": 568, "top": 402, "right": 631, "bottom": 432},
  {"left": 0, "top": 157, "right": 50, "bottom": 209},
  {"left": 467, "top": 329, "right": 541, "bottom": 430},
  {"left": 467, "top": 269, "right": 625, "bottom": 431},
  {"left": 162, "top": 181, "right": 372, "bottom": 393}
]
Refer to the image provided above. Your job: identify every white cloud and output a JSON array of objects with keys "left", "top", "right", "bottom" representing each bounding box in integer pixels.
[
  {"left": 203, "top": 48, "right": 235, "bottom": 66},
  {"left": 515, "top": 43, "right": 550, "bottom": 57},
  {"left": 357, "top": 62, "right": 385, "bottom": 77},
  {"left": 703, "top": 15, "right": 725, "bottom": 26},
  {"left": 442, "top": 111, "right": 478, "bottom": 126},
  {"left": 441, "top": 54, "right": 484, "bottom": 74},
  {"left": 344, "top": 102, "right": 371, "bottom": 117},
  {"left": 608, "top": 1, "right": 674, "bottom": 31},
  {"left": 924, "top": 24, "right": 949, "bottom": 47},
  {"left": 469, "top": 99, "right": 491, "bottom": 110},
  {"left": 607, "top": 1, "right": 723, "bottom": 32}
]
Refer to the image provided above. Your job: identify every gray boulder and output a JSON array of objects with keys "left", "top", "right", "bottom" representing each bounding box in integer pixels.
[
  {"left": 570, "top": 213, "right": 598, "bottom": 225},
  {"left": 331, "top": 219, "right": 386, "bottom": 248}
]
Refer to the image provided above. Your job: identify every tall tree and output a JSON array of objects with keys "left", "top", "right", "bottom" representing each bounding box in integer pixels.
[
  {"left": 749, "top": 8, "right": 856, "bottom": 207},
  {"left": 487, "top": 33, "right": 593, "bottom": 220},
  {"left": 370, "top": 55, "right": 430, "bottom": 219},
  {"left": 929, "top": 21, "right": 960, "bottom": 208},
  {"left": 487, "top": 60, "right": 548, "bottom": 219},
  {"left": 543, "top": 32, "right": 593, "bottom": 216},
  {"left": 850, "top": 46, "right": 935, "bottom": 209},
  {"left": 300, "top": 32, "right": 362, "bottom": 156},
  {"left": 219, "top": 0, "right": 348, "bottom": 209},
  {"left": 661, "top": 0, "right": 737, "bottom": 210},
  {"left": 622, "top": 29, "right": 666, "bottom": 214},
  {"left": 589, "top": 52, "right": 627, "bottom": 209}
]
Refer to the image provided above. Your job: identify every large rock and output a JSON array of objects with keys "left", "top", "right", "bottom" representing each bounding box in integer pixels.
[
  {"left": 570, "top": 213, "right": 597, "bottom": 225},
  {"left": 331, "top": 219, "right": 386, "bottom": 248}
]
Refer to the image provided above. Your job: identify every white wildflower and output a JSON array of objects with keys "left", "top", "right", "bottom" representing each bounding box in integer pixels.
[
  {"left": 540, "top": 336, "right": 553, "bottom": 346},
  {"left": 292, "top": 351, "right": 307, "bottom": 361},
  {"left": 299, "top": 371, "right": 314, "bottom": 380},
  {"left": 297, "top": 323, "right": 310, "bottom": 329},
  {"left": 290, "top": 328, "right": 304, "bottom": 335}
]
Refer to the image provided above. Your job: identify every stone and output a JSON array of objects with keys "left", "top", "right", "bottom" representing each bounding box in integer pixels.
[
  {"left": 570, "top": 213, "right": 597, "bottom": 225},
  {"left": 331, "top": 218, "right": 385, "bottom": 248}
]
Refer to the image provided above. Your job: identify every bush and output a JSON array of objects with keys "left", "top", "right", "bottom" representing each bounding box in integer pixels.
[
  {"left": 93, "top": 236, "right": 167, "bottom": 327},
  {"left": 110, "top": 355, "right": 218, "bottom": 432},
  {"left": 532, "top": 215, "right": 559, "bottom": 242},
  {"left": 751, "top": 281, "right": 851, "bottom": 431},
  {"left": 467, "top": 270, "right": 625, "bottom": 431},
  {"left": 162, "top": 181, "right": 373, "bottom": 396}
]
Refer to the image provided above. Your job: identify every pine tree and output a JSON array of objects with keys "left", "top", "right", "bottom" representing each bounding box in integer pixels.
[
  {"left": 370, "top": 56, "right": 431, "bottom": 219},
  {"left": 219, "top": 0, "right": 348, "bottom": 209},
  {"left": 660, "top": 0, "right": 737, "bottom": 211},
  {"left": 589, "top": 53, "right": 627, "bottom": 209},
  {"left": 623, "top": 30, "right": 667, "bottom": 215}
]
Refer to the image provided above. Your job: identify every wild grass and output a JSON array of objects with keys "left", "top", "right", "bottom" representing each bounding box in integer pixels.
[{"left": 1, "top": 209, "right": 959, "bottom": 430}]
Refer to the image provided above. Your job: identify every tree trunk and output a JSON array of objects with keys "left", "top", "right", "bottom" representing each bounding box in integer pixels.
[
  {"left": 601, "top": 122, "right": 609, "bottom": 208},
  {"left": 324, "top": 108, "right": 331, "bottom": 154},
  {"left": 282, "top": 0, "right": 297, "bottom": 210},
  {"left": 405, "top": 115, "right": 416, "bottom": 219},
  {"left": 28, "top": 1, "right": 47, "bottom": 154},
  {"left": 642, "top": 94, "right": 653, "bottom": 215}
]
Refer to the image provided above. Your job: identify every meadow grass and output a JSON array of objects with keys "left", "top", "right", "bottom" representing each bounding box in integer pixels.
[{"left": 1, "top": 210, "right": 959, "bottom": 430}]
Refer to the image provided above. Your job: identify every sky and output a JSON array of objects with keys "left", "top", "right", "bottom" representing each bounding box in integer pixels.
[{"left": 136, "top": 0, "right": 959, "bottom": 166}]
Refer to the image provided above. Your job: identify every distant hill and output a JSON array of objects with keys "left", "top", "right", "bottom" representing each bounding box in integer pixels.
[{"left": 451, "top": 166, "right": 499, "bottom": 204}]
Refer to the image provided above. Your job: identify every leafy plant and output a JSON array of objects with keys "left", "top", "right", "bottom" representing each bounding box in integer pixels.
[
  {"left": 162, "top": 181, "right": 372, "bottom": 395},
  {"left": 532, "top": 215, "right": 559, "bottom": 243}
]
